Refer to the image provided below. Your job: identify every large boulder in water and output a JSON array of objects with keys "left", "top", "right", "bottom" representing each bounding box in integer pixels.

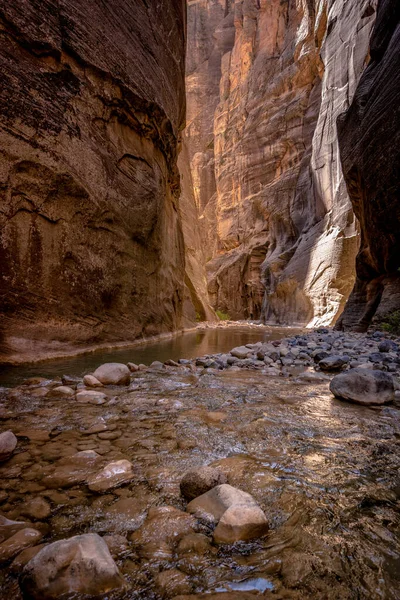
[
  {"left": 20, "top": 533, "right": 125, "bottom": 599},
  {"left": 92, "top": 363, "right": 131, "bottom": 385},
  {"left": 330, "top": 368, "right": 394, "bottom": 405},
  {"left": 186, "top": 484, "right": 269, "bottom": 544}
]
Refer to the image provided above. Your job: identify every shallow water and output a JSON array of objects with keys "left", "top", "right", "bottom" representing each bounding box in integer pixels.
[
  {"left": 0, "top": 363, "right": 399, "bottom": 599},
  {"left": 0, "top": 325, "right": 303, "bottom": 387}
]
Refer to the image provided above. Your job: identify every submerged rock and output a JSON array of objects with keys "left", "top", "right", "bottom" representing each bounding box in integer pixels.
[
  {"left": 87, "top": 460, "right": 134, "bottom": 493},
  {"left": 0, "top": 431, "right": 17, "bottom": 462},
  {"left": 20, "top": 533, "right": 125, "bottom": 599},
  {"left": 76, "top": 390, "right": 107, "bottom": 405},
  {"left": 330, "top": 369, "right": 395, "bottom": 405},
  {"left": 92, "top": 363, "right": 131, "bottom": 386},
  {"left": 0, "top": 528, "right": 43, "bottom": 563},
  {"left": 180, "top": 467, "right": 227, "bottom": 501}
]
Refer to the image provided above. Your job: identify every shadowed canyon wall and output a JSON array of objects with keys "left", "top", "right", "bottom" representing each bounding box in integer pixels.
[
  {"left": 336, "top": 0, "right": 400, "bottom": 331},
  {"left": 0, "top": 0, "right": 194, "bottom": 363},
  {"left": 185, "top": 0, "right": 378, "bottom": 325}
]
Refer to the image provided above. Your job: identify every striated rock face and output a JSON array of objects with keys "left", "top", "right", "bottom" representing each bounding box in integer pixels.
[
  {"left": 0, "top": 0, "right": 188, "bottom": 362},
  {"left": 185, "top": 0, "right": 378, "bottom": 325},
  {"left": 336, "top": 0, "right": 400, "bottom": 331}
]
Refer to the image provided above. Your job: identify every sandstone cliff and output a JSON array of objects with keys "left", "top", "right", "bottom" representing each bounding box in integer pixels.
[
  {"left": 0, "top": 0, "right": 189, "bottom": 362},
  {"left": 185, "top": 0, "right": 378, "bottom": 325},
  {"left": 336, "top": 0, "right": 400, "bottom": 331}
]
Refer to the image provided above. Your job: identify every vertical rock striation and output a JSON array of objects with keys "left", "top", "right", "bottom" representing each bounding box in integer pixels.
[
  {"left": 336, "top": 0, "right": 400, "bottom": 331},
  {"left": 0, "top": 0, "right": 188, "bottom": 362},
  {"left": 185, "top": 0, "right": 378, "bottom": 325}
]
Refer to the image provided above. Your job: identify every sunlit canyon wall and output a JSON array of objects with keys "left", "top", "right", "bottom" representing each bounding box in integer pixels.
[
  {"left": 185, "top": 0, "right": 379, "bottom": 325},
  {"left": 0, "top": 0, "right": 195, "bottom": 362}
]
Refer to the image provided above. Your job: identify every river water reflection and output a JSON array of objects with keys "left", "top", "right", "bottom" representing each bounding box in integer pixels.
[{"left": 0, "top": 325, "right": 304, "bottom": 387}]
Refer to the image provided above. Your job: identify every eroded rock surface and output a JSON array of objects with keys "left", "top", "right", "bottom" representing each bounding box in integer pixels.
[
  {"left": 337, "top": 0, "right": 400, "bottom": 331},
  {"left": 184, "top": 0, "right": 378, "bottom": 325},
  {"left": 0, "top": 0, "right": 189, "bottom": 363}
]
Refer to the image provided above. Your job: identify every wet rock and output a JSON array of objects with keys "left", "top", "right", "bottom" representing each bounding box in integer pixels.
[
  {"left": 48, "top": 386, "right": 75, "bottom": 398},
  {"left": 213, "top": 504, "right": 269, "bottom": 544},
  {"left": 177, "top": 533, "right": 212, "bottom": 555},
  {"left": 76, "top": 390, "right": 107, "bottom": 405},
  {"left": 92, "top": 363, "right": 131, "bottom": 386},
  {"left": 83, "top": 375, "right": 103, "bottom": 387},
  {"left": 230, "top": 346, "right": 251, "bottom": 359},
  {"left": 42, "top": 451, "right": 102, "bottom": 489},
  {"left": 103, "top": 534, "right": 129, "bottom": 558},
  {"left": 0, "top": 528, "right": 43, "bottom": 563},
  {"left": 20, "top": 498, "right": 51, "bottom": 520},
  {"left": 130, "top": 506, "right": 196, "bottom": 548},
  {"left": 0, "top": 516, "right": 32, "bottom": 542},
  {"left": 180, "top": 466, "right": 227, "bottom": 500},
  {"left": 319, "top": 355, "right": 350, "bottom": 371},
  {"left": 330, "top": 369, "right": 395, "bottom": 405},
  {"left": 10, "top": 544, "right": 46, "bottom": 572},
  {"left": 87, "top": 460, "right": 134, "bottom": 493},
  {"left": 20, "top": 533, "right": 125, "bottom": 599},
  {"left": 61, "top": 375, "right": 82, "bottom": 386},
  {"left": 186, "top": 484, "right": 262, "bottom": 524},
  {"left": 155, "top": 568, "right": 192, "bottom": 597},
  {"left": 0, "top": 431, "right": 17, "bottom": 462},
  {"left": 127, "top": 362, "right": 139, "bottom": 372},
  {"left": 296, "top": 371, "right": 330, "bottom": 383}
]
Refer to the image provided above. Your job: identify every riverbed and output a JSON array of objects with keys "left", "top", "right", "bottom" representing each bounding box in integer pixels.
[{"left": 0, "top": 327, "right": 400, "bottom": 599}]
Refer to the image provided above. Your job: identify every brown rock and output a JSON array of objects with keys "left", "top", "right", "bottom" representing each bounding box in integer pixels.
[
  {"left": 184, "top": 0, "right": 377, "bottom": 326},
  {"left": 92, "top": 363, "right": 131, "bottom": 386},
  {"left": 20, "top": 498, "right": 51, "bottom": 521},
  {"left": 213, "top": 505, "right": 269, "bottom": 544},
  {"left": 0, "top": 528, "right": 43, "bottom": 563},
  {"left": 87, "top": 460, "right": 134, "bottom": 493},
  {"left": 20, "top": 534, "right": 125, "bottom": 599},
  {"left": 180, "top": 466, "right": 227, "bottom": 500},
  {"left": 0, "top": 0, "right": 190, "bottom": 364},
  {"left": 83, "top": 375, "right": 103, "bottom": 387},
  {"left": 155, "top": 568, "right": 192, "bottom": 598}
]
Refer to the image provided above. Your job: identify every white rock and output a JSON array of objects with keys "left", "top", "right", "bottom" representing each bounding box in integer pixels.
[{"left": 76, "top": 390, "right": 107, "bottom": 405}]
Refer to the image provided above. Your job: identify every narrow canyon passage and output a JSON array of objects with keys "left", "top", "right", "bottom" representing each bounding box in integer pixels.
[{"left": 0, "top": 0, "right": 399, "bottom": 599}]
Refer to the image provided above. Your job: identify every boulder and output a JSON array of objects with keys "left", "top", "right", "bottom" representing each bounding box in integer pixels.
[
  {"left": 330, "top": 369, "right": 395, "bottom": 405},
  {"left": 180, "top": 466, "right": 227, "bottom": 500},
  {"left": 92, "top": 363, "right": 131, "bottom": 385},
  {"left": 230, "top": 346, "right": 251, "bottom": 359},
  {"left": 213, "top": 505, "right": 269, "bottom": 544},
  {"left": 186, "top": 484, "right": 268, "bottom": 544},
  {"left": 319, "top": 355, "right": 350, "bottom": 371},
  {"left": 0, "top": 431, "right": 17, "bottom": 462},
  {"left": 87, "top": 460, "right": 134, "bottom": 493},
  {"left": 20, "top": 534, "right": 125, "bottom": 599},
  {"left": 83, "top": 375, "right": 103, "bottom": 387}
]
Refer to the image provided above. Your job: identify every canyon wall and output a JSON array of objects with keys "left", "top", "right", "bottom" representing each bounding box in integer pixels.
[
  {"left": 0, "top": 0, "right": 191, "bottom": 362},
  {"left": 337, "top": 0, "right": 400, "bottom": 331},
  {"left": 185, "top": 0, "right": 378, "bottom": 325}
]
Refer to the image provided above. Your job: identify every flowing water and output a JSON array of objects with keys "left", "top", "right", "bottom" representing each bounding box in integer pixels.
[
  {"left": 0, "top": 334, "right": 399, "bottom": 599},
  {"left": 0, "top": 325, "right": 303, "bottom": 388}
]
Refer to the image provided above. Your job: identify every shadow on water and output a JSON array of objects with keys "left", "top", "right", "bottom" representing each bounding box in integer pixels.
[{"left": 0, "top": 325, "right": 304, "bottom": 387}]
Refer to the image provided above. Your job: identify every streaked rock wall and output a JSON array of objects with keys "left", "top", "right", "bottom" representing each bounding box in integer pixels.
[
  {"left": 0, "top": 0, "right": 188, "bottom": 362},
  {"left": 185, "top": 0, "right": 378, "bottom": 325}
]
